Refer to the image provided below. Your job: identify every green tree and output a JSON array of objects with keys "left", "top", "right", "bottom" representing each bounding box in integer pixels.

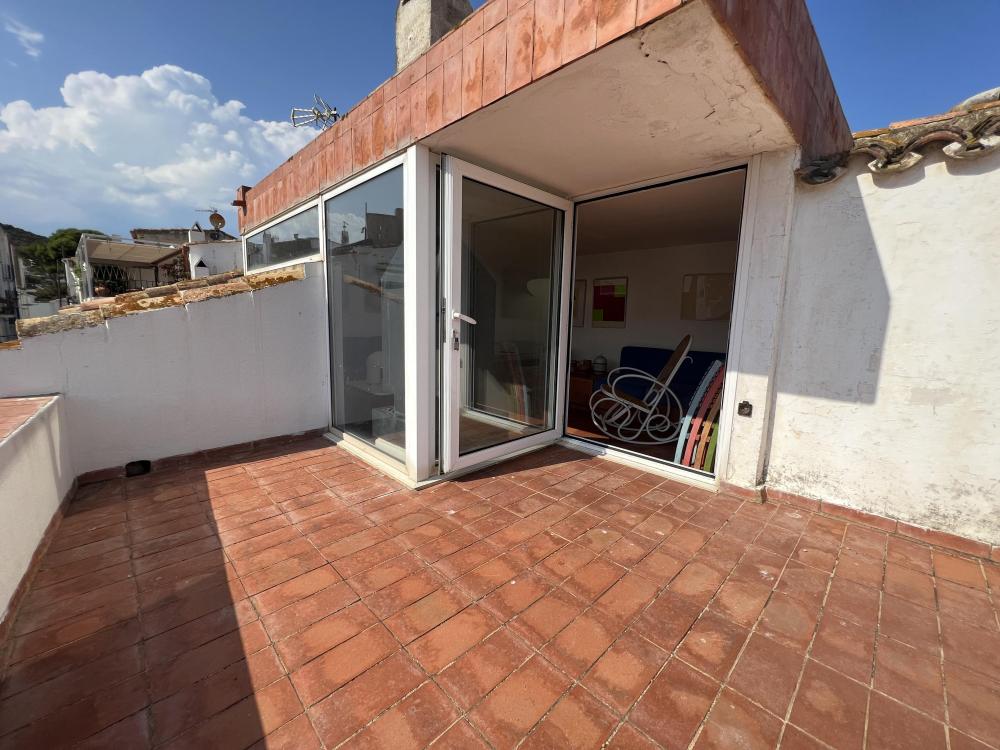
[{"left": 18, "top": 228, "right": 101, "bottom": 304}]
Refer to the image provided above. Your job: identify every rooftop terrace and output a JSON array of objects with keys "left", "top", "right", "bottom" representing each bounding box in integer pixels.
[{"left": 1, "top": 437, "right": 997, "bottom": 749}]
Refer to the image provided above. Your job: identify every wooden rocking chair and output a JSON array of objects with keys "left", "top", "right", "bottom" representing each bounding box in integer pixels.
[{"left": 588, "top": 335, "right": 692, "bottom": 444}]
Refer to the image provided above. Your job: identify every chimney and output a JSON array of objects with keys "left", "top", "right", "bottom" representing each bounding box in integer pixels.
[{"left": 396, "top": 0, "right": 473, "bottom": 72}]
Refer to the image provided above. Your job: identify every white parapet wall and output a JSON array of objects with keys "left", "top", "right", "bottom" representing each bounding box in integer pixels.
[
  {"left": 768, "top": 150, "right": 1000, "bottom": 545},
  {"left": 0, "top": 396, "right": 74, "bottom": 621},
  {"left": 0, "top": 262, "right": 330, "bottom": 476}
]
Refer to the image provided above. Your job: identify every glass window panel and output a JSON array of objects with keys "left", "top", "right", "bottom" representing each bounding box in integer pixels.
[
  {"left": 458, "top": 177, "right": 563, "bottom": 455},
  {"left": 246, "top": 207, "right": 320, "bottom": 271},
  {"left": 326, "top": 167, "right": 406, "bottom": 461}
]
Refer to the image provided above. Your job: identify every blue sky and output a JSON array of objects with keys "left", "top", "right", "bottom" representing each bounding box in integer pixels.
[{"left": 1, "top": 0, "right": 997, "bottom": 235}]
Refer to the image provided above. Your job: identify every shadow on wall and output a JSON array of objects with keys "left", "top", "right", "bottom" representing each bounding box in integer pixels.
[
  {"left": 0, "top": 436, "right": 340, "bottom": 746},
  {"left": 776, "top": 167, "right": 890, "bottom": 405}
]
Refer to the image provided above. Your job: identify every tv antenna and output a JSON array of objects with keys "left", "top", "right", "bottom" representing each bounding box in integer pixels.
[
  {"left": 195, "top": 208, "right": 226, "bottom": 231},
  {"left": 291, "top": 95, "right": 340, "bottom": 130}
]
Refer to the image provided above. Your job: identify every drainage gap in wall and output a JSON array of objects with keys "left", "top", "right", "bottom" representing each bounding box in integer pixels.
[{"left": 125, "top": 460, "right": 152, "bottom": 477}]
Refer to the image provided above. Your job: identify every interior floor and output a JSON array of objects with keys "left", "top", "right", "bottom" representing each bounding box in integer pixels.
[{"left": 565, "top": 407, "right": 681, "bottom": 464}]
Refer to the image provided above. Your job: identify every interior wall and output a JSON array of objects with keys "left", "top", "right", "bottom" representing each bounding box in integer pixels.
[
  {"left": 0, "top": 263, "right": 330, "bottom": 475},
  {"left": 769, "top": 150, "right": 1000, "bottom": 545},
  {"left": 571, "top": 241, "right": 738, "bottom": 367}
]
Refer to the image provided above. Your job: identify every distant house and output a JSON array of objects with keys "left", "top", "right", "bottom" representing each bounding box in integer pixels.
[
  {"left": 74, "top": 223, "right": 242, "bottom": 299},
  {"left": 0, "top": 229, "right": 18, "bottom": 342}
]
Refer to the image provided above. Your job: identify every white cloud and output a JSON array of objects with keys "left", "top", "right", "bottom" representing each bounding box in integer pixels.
[
  {"left": 3, "top": 17, "right": 43, "bottom": 58},
  {"left": 0, "top": 64, "right": 315, "bottom": 234}
]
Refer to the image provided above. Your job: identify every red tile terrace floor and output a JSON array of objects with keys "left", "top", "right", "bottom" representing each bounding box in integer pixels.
[
  {"left": 2, "top": 437, "right": 999, "bottom": 749},
  {"left": 0, "top": 396, "right": 54, "bottom": 440}
]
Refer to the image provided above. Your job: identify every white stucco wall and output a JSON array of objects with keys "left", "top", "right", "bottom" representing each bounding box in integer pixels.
[
  {"left": 0, "top": 262, "right": 330, "bottom": 475},
  {"left": 768, "top": 151, "right": 1000, "bottom": 544},
  {"left": 188, "top": 240, "right": 244, "bottom": 277},
  {"left": 0, "top": 396, "right": 74, "bottom": 621}
]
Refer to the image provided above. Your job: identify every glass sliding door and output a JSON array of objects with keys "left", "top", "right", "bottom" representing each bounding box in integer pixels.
[
  {"left": 326, "top": 164, "right": 407, "bottom": 462},
  {"left": 441, "top": 156, "right": 572, "bottom": 474}
]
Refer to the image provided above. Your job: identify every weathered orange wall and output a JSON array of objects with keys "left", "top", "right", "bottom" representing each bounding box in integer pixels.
[{"left": 237, "top": 0, "right": 850, "bottom": 233}]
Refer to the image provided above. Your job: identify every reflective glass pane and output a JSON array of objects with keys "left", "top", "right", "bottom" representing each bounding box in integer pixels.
[
  {"left": 458, "top": 177, "right": 563, "bottom": 455},
  {"left": 246, "top": 207, "right": 320, "bottom": 271},
  {"left": 326, "top": 167, "right": 406, "bottom": 461}
]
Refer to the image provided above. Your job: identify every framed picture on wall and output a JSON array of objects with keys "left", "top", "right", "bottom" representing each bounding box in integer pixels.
[
  {"left": 573, "top": 279, "right": 587, "bottom": 327},
  {"left": 592, "top": 277, "right": 627, "bottom": 328}
]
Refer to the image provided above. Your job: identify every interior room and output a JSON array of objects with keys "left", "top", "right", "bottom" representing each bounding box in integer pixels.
[
  {"left": 457, "top": 178, "right": 563, "bottom": 455},
  {"left": 566, "top": 169, "right": 746, "bottom": 474}
]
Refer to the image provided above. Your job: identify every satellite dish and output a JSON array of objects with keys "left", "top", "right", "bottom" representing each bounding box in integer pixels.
[{"left": 209, "top": 212, "right": 226, "bottom": 231}]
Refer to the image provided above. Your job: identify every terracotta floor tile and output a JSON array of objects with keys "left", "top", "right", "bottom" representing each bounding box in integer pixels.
[
  {"left": 385, "top": 586, "right": 471, "bottom": 644},
  {"left": 789, "top": 660, "right": 869, "bottom": 750},
  {"left": 261, "top": 581, "right": 359, "bottom": 642},
  {"left": 437, "top": 627, "right": 532, "bottom": 710},
  {"left": 677, "top": 611, "right": 749, "bottom": 681},
  {"left": 810, "top": 613, "right": 876, "bottom": 683},
  {"left": 866, "top": 691, "right": 947, "bottom": 750},
  {"left": 873, "top": 635, "right": 945, "bottom": 719},
  {"left": 432, "top": 539, "right": 503, "bottom": 580},
  {"left": 776, "top": 560, "right": 830, "bottom": 608},
  {"left": 709, "top": 577, "right": 772, "bottom": 628},
  {"left": 251, "top": 565, "right": 340, "bottom": 615},
  {"left": 594, "top": 572, "right": 658, "bottom": 625},
  {"left": 290, "top": 623, "right": 398, "bottom": 706},
  {"left": 275, "top": 600, "right": 376, "bottom": 671},
  {"left": 582, "top": 628, "right": 667, "bottom": 714},
  {"left": 535, "top": 542, "right": 597, "bottom": 583},
  {"left": 0, "top": 644, "right": 142, "bottom": 736},
  {"left": 365, "top": 568, "right": 444, "bottom": 619},
  {"left": 509, "top": 587, "right": 585, "bottom": 647},
  {"left": 345, "top": 551, "right": 424, "bottom": 597},
  {"left": 631, "top": 657, "right": 719, "bottom": 749},
  {"left": 728, "top": 632, "right": 805, "bottom": 717},
  {"left": 407, "top": 605, "right": 499, "bottom": 673},
  {"left": 563, "top": 558, "right": 627, "bottom": 603},
  {"left": 884, "top": 562, "right": 936, "bottom": 609},
  {"left": 632, "top": 589, "right": 703, "bottom": 652},
  {"left": 9, "top": 443, "right": 995, "bottom": 750},
  {"left": 147, "top": 621, "right": 270, "bottom": 701},
  {"left": 251, "top": 713, "right": 321, "bottom": 750},
  {"left": 668, "top": 560, "right": 727, "bottom": 606},
  {"left": 454, "top": 553, "right": 527, "bottom": 599},
  {"left": 886, "top": 537, "right": 933, "bottom": 573},
  {"left": 695, "top": 688, "right": 783, "bottom": 750},
  {"left": 0, "top": 673, "right": 149, "bottom": 749},
  {"left": 757, "top": 592, "right": 819, "bottom": 652},
  {"left": 521, "top": 685, "right": 617, "bottom": 749},
  {"left": 348, "top": 681, "right": 459, "bottom": 749},
  {"left": 144, "top": 598, "right": 257, "bottom": 667},
  {"left": 936, "top": 580, "right": 998, "bottom": 630},
  {"left": 481, "top": 572, "right": 551, "bottom": 621},
  {"left": 608, "top": 722, "right": 661, "bottom": 749},
  {"left": 307, "top": 650, "right": 425, "bottom": 747},
  {"left": 879, "top": 593, "right": 939, "bottom": 649},
  {"left": 150, "top": 646, "right": 285, "bottom": 743},
  {"left": 940, "top": 615, "right": 1000, "bottom": 681},
  {"left": 75, "top": 711, "right": 151, "bottom": 750},
  {"left": 825, "top": 575, "right": 880, "bottom": 628},
  {"left": 427, "top": 719, "right": 490, "bottom": 749},
  {"left": 240, "top": 549, "right": 327, "bottom": 596},
  {"left": 542, "top": 608, "right": 623, "bottom": 679},
  {"left": 469, "top": 655, "right": 571, "bottom": 749},
  {"left": 835, "top": 547, "right": 884, "bottom": 588},
  {"left": 160, "top": 676, "right": 302, "bottom": 749}
]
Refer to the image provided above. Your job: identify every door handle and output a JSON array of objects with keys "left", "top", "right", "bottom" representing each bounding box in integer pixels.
[{"left": 452, "top": 311, "right": 477, "bottom": 326}]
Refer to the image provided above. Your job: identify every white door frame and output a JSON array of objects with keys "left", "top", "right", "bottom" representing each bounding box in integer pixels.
[{"left": 440, "top": 155, "right": 574, "bottom": 474}]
